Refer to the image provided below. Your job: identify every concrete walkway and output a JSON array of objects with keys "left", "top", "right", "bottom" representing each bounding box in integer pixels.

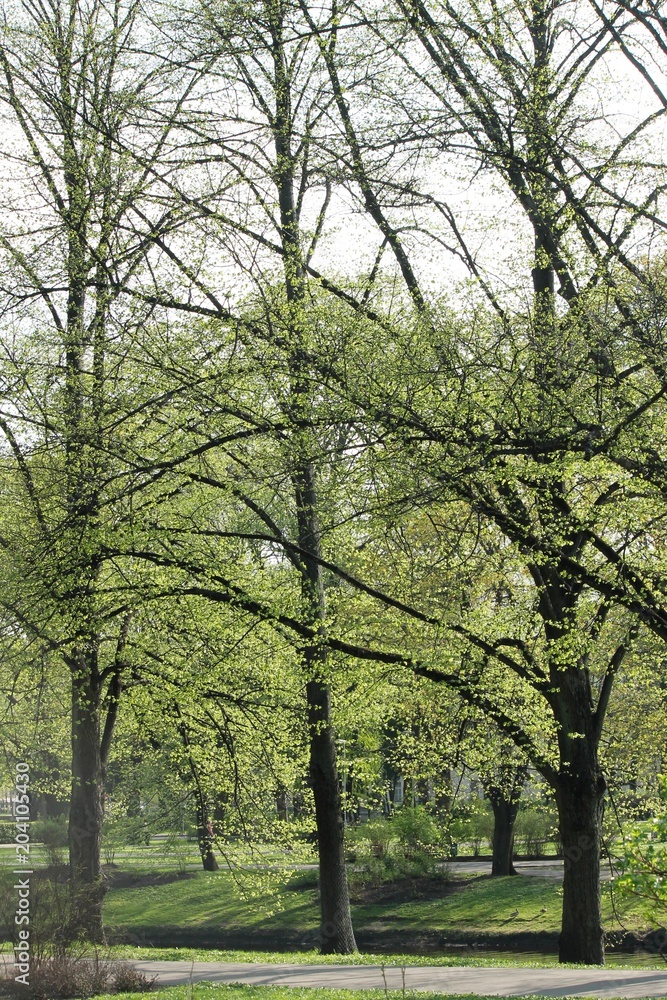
[
  {"left": 447, "top": 861, "right": 613, "bottom": 881},
  {"left": 126, "top": 959, "right": 667, "bottom": 998}
]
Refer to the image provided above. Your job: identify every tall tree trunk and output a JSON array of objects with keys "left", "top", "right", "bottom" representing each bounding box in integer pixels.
[
  {"left": 489, "top": 797, "right": 519, "bottom": 877},
  {"left": 69, "top": 659, "right": 105, "bottom": 943},
  {"left": 297, "top": 464, "right": 356, "bottom": 954},
  {"left": 483, "top": 765, "right": 526, "bottom": 877},
  {"left": 268, "top": 4, "right": 356, "bottom": 954},
  {"left": 555, "top": 763, "right": 606, "bottom": 964},
  {"left": 307, "top": 678, "right": 357, "bottom": 954}
]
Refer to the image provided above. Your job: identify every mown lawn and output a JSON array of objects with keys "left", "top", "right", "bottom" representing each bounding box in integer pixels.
[
  {"left": 90, "top": 986, "right": 599, "bottom": 1000},
  {"left": 102, "top": 869, "right": 647, "bottom": 942}
]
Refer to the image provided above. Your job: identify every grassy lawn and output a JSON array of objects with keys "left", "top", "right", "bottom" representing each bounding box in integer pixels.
[
  {"left": 101, "top": 868, "right": 648, "bottom": 943},
  {"left": 102, "top": 946, "right": 667, "bottom": 970},
  {"left": 90, "top": 986, "right": 602, "bottom": 1000},
  {"left": 0, "top": 845, "right": 654, "bottom": 967}
]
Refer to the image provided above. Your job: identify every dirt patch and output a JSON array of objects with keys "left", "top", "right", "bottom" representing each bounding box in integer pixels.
[
  {"left": 104, "top": 868, "right": 198, "bottom": 890},
  {"left": 105, "top": 925, "right": 560, "bottom": 954},
  {"left": 349, "top": 876, "right": 469, "bottom": 905}
]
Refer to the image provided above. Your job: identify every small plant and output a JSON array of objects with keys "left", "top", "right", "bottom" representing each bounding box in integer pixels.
[
  {"left": 613, "top": 774, "right": 667, "bottom": 932},
  {"left": 33, "top": 818, "right": 68, "bottom": 870},
  {"left": 380, "top": 963, "right": 406, "bottom": 1000},
  {"left": 0, "top": 952, "right": 155, "bottom": 998},
  {"left": 160, "top": 830, "right": 193, "bottom": 872},
  {"left": 110, "top": 961, "right": 157, "bottom": 993},
  {"left": 103, "top": 840, "right": 117, "bottom": 866}
]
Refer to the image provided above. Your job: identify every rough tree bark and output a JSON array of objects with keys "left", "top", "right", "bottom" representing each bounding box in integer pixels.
[
  {"left": 555, "top": 769, "right": 605, "bottom": 964},
  {"left": 551, "top": 664, "right": 608, "bottom": 964},
  {"left": 68, "top": 657, "right": 106, "bottom": 942},
  {"left": 483, "top": 766, "right": 526, "bottom": 877}
]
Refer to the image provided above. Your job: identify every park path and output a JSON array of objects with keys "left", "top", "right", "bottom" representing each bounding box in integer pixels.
[{"left": 126, "top": 959, "right": 667, "bottom": 998}]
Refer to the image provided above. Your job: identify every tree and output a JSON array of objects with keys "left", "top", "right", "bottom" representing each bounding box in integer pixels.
[
  {"left": 288, "top": 0, "right": 667, "bottom": 964},
  {"left": 0, "top": 0, "right": 206, "bottom": 937},
  {"left": 481, "top": 761, "right": 528, "bottom": 878},
  {"left": 130, "top": 0, "right": 361, "bottom": 951}
]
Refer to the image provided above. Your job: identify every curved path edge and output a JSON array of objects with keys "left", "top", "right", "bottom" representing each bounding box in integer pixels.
[{"left": 125, "top": 960, "right": 667, "bottom": 998}]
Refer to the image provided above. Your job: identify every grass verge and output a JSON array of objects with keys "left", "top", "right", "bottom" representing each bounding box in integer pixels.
[
  {"left": 90, "top": 985, "right": 604, "bottom": 1000},
  {"left": 99, "top": 947, "right": 667, "bottom": 970}
]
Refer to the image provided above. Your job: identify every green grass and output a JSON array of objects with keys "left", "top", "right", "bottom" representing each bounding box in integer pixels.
[
  {"left": 89, "top": 986, "right": 603, "bottom": 1000},
  {"left": 105, "top": 947, "right": 558, "bottom": 967},
  {"left": 104, "top": 870, "right": 317, "bottom": 935},
  {"left": 102, "top": 869, "right": 647, "bottom": 941},
  {"left": 99, "top": 945, "right": 667, "bottom": 970},
  {"left": 0, "top": 840, "right": 319, "bottom": 874}
]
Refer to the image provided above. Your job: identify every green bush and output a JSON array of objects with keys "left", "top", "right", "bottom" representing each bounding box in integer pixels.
[
  {"left": 0, "top": 821, "right": 16, "bottom": 842},
  {"left": 33, "top": 817, "right": 68, "bottom": 849},
  {"left": 449, "top": 803, "right": 493, "bottom": 856},
  {"left": 347, "top": 818, "right": 394, "bottom": 857},
  {"left": 347, "top": 842, "right": 443, "bottom": 890},
  {"left": 346, "top": 811, "right": 445, "bottom": 889},
  {"left": 514, "top": 808, "right": 556, "bottom": 857},
  {"left": 614, "top": 774, "right": 667, "bottom": 925},
  {"left": 391, "top": 806, "right": 442, "bottom": 851}
]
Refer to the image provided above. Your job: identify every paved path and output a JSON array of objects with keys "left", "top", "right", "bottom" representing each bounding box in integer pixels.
[
  {"left": 448, "top": 861, "right": 613, "bottom": 881},
  {"left": 126, "top": 960, "right": 667, "bottom": 998},
  {"left": 0, "top": 854, "right": 607, "bottom": 881}
]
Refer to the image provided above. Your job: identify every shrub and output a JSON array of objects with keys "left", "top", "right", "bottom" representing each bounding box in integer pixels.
[
  {"left": 347, "top": 843, "right": 444, "bottom": 891},
  {"left": 32, "top": 817, "right": 68, "bottom": 849},
  {"left": 33, "top": 818, "right": 68, "bottom": 869},
  {"left": 0, "top": 821, "right": 16, "bottom": 842},
  {"left": 613, "top": 774, "right": 667, "bottom": 926},
  {"left": 0, "top": 955, "right": 155, "bottom": 999},
  {"left": 514, "top": 808, "right": 555, "bottom": 857},
  {"left": 391, "top": 806, "right": 442, "bottom": 852},
  {"left": 110, "top": 962, "right": 157, "bottom": 993},
  {"left": 348, "top": 818, "right": 394, "bottom": 857},
  {"left": 346, "top": 811, "right": 447, "bottom": 891},
  {"left": 449, "top": 804, "right": 493, "bottom": 856}
]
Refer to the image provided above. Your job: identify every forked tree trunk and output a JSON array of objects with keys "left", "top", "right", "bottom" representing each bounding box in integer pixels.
[
  {"left": 69, "top": 662, "right": 105, "bottom": 943},
  {"left": 555, "top": 766, "right": 605, "bottom": 964},
  {"left": 307, "top": 678, "right": 357, "bottom": 954}
]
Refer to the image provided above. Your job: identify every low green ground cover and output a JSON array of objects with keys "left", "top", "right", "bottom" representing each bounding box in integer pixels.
[
  {"left": 101, "top": 946, "right": 666, "bottom": 969},
  {"left": 90, "top": 985, "right": 601, "bottom": 1000}
]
